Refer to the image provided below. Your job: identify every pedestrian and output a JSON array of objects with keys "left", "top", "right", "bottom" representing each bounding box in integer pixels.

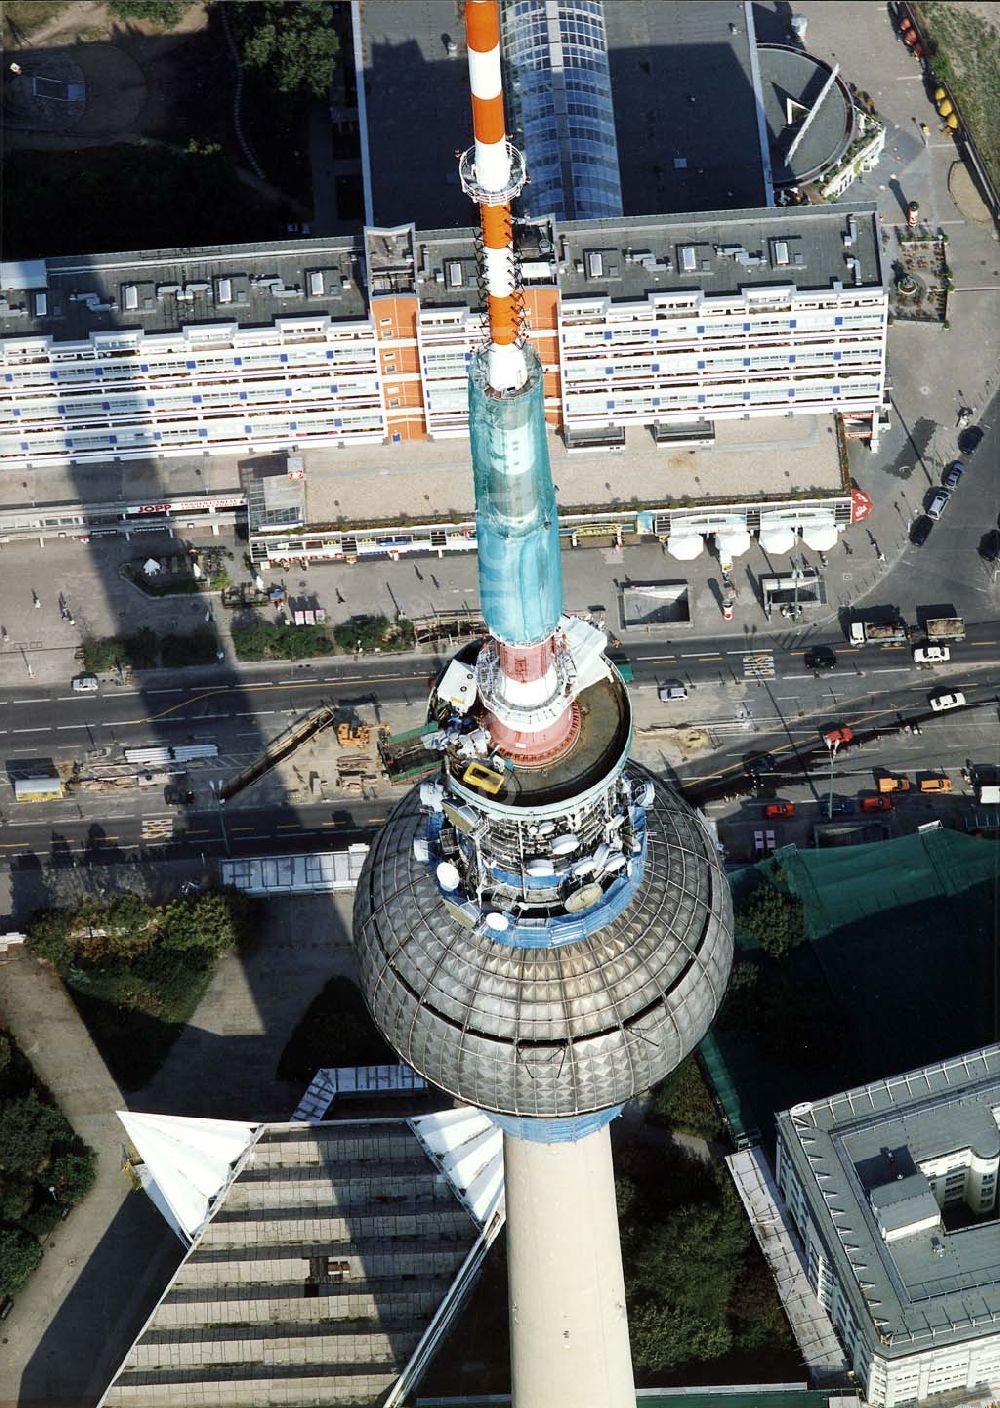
[
  {"left": 919, "top": 121, "right": 930, "bottom": 145},
  {"left": 878, "top": 552, "right": 886, "bottom": 563}
]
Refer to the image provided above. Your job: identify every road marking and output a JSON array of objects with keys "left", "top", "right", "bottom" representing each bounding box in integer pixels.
[
  {"left": 186, "top": 827, "right": 210, "bottom": 836},
  {"left": 10, "top": 727, "right": 50, "bottom": 734},
  {"left": 276, "top": 823, "right": 301, "bottom": 831},
  {"left": 147, "top": 688, "right": 186, "bottom": 695},
  {"left": 679, "top": 650, "right": 718, "bottom": 657},
  {"left": 871, "top": 667, "right": 911, "bottom": 674},
  {"left": 641, "top": 653, "right": 677, "bottom": 661},
  {"left": 12, "top": 699, "right": 40, "bottom": 705},
  {"left": 56, "top": 723, "right": 87, "bottom": 730}
]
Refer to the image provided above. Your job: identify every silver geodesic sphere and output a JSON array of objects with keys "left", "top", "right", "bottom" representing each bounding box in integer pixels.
[{"left": 352, "top": 766, "right": 733, "bottom": 1119}]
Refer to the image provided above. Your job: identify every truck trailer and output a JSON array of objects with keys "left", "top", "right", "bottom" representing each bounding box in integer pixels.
[{"left": 925, "top": 616, "right": 965, "bottom": 642}]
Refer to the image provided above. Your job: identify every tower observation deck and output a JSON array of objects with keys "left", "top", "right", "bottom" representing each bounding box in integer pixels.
[{"left": 352, "top": 5, "right": 734, "bottom": 1404}]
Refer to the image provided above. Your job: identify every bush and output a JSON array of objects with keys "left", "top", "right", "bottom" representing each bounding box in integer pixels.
[
  {"left": 231, "top": 613, "right": 335, "bottom": 662},
  {"left": 0, "top": 1095, "right": 72, "bottom": 1177},
  {"left": 25, "top": 892, "right": 249, "bottom": 1089},
  {"left": 331, "top": 614, "right": 415, "bottom": 653},
  {"left": 0, "top": 1227, "right": 42, "bottom": 1297},
  {"left": 231, "top": 1, "right": 340, "bottom": 99},
  {"left": 50, "top": 1150, "right": 97, "bottom": 1205},
  {"left": 109, "top": 0, "right": 189, "bottom": 23},
  {"left": 160, "top": 627, "right": 220, "bottom": 669},
  {"left": 736, "top": 882, "right": 806, "bottom": 958}
]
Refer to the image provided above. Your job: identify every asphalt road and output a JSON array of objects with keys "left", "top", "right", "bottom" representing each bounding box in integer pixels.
[{"left": 0, "top": 631, "right": 997, "bottom": 864}]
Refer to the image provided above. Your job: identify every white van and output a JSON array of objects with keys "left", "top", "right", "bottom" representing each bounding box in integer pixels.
[{"left": 72, "top": 673, "right": 99, "bottom": 693}]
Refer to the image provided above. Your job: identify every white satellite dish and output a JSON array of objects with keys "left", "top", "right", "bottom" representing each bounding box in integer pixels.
[
  {"left": 436, "top": 861, "right": 461, "bottom": 892},
  {"left": 485, "top": 911, "right": 510, "bottom": 932},
  {"left": 564, "top": 882, "right": 604, "bottom": 913},
  {"left": 550, "top": 833, "right": 580, "bottom": 856},
  {"left": 526, "top": 858, "right": 556, "bottom": 877}
]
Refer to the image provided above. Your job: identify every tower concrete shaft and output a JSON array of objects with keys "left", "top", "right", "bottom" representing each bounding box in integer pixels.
[
  {"left": 505, "top": 1125, "right": 635, "bottom": 1408},
  {"left": 352, "top": 6, "right": 734, "bottom": 1407}
]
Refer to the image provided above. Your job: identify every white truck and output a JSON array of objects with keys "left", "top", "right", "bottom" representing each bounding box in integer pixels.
[{"left": 925, "top": 616, "right": 965, "bottom": 642}]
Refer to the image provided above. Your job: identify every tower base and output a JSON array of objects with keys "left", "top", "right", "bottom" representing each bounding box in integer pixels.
[{"left": 504, "top": 1123, "right": 635, "bottom": 1408}]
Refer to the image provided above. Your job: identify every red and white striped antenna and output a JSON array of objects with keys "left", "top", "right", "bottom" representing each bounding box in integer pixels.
[{"left": 459, "top": 0, "right": 528, "bottom": 393}]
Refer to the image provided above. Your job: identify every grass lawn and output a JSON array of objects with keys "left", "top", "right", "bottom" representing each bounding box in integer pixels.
[
  {"left": 914, "top": 2, "right": 1000, "bottom": 193},
  {"left": 2, "top": 1, "right": 70, "bottom": 44}
]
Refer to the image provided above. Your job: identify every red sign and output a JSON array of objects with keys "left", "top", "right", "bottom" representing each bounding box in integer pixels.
[{"left": 850, "top": 487, "right": 873, "bottom": 523}]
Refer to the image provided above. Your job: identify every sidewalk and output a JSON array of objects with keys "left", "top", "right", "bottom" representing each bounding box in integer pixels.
[{"left": 0, "top": 949, "right": 181, "bottom": 1408}]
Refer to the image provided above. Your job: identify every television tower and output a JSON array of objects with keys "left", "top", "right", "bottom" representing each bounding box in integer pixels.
[{"left": 353, "top": 4, "right": 734, "bottom": 1404}]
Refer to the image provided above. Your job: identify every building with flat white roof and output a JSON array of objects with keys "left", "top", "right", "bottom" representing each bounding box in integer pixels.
[{"left": 775, "top": 1045, "right": 1000, "bottom": 1407}]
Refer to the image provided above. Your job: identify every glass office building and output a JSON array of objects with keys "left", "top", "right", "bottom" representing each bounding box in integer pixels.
[{"left": 504, "top": 0, "right": 623, "bottom": 221}]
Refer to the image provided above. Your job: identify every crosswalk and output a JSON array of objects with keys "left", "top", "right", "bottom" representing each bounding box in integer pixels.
[
  {"left": 742, "top": 651, "right": 776, "bottom": 680},
  {"left": 141, "top": 818, "right": 174, "bottom": 842}
]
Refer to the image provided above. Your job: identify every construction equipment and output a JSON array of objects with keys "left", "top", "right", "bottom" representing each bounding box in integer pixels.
[
  {"left": 337, "top": 722, "right": 372, "bottom": 749},
  {"left": 461, "top": 759, "right": 506, "bottom": 795}
]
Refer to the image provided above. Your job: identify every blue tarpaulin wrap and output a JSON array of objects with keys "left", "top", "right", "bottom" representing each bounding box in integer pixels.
[{"left": 468, "top": 348, "right": 562, "bottom": 645}]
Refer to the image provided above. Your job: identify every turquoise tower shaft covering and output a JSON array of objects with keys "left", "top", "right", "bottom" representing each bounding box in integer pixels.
[{"left": 468, "top": 348, "right": 562, "bottom": 646}]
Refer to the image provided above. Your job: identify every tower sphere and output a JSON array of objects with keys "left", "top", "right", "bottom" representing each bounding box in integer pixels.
[{"left": 353, "top": 767, "right": 733, "bottom": 1120}]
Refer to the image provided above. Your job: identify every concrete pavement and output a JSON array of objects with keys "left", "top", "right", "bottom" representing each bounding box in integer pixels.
[{"left": 0, "top": 948, "right": 181, "bottom": 1408}]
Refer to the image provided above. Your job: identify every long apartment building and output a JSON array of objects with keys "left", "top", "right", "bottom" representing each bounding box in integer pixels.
[
  {"left": 776, "top": 1046, "right": 1000, "bottom": 1408},
  {"left": 0, "top": 201, "right": 887, "bottom": 477}
]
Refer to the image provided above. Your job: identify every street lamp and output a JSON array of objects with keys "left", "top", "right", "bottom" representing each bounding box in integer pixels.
[{"left": 826, "top": 740, "right": 839, "bottom": 820}]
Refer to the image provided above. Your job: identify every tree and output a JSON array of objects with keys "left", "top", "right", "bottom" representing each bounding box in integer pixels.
[
  {"left": 647, "top": 1055, "right": 721, "bottom": 1140},
  {"left": 107, "top": 893, "right": 155, "bottom": 952},
  {"left": 0, "top": 1227, "right": 42, "bottom": 1297},
  {"left": 736, "top": 882, "right": 806, "bottom": 958},
  {"left": 0, "top": 1095, "right": 70, "bottom": 1177},
  {"left": 231, "top": 1, "right": 340, "bottom": 99},
  {"left": 26, "top": 909, "right": 74, "bottom": 969},
  {"left": 109, "top": 1, "right": 189, "bottom": 25},
  {"left": 50, "top": 1151, "right": 97, "bottom": 1206}
]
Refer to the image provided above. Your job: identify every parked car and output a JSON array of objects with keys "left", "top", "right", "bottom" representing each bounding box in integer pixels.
[
  {"left": 979, "top": 530, "right": 1000, "bottom": 563},
  {"left": 826, "top": 796, "right": 855, "bottom": 817},
  {"left": 913, "top": 644, "right": 951, "bottom": 664},
  {"left": 918, "top": 775, "right": 953, "bottom": 793},
  {"left": 657, "top": 682, "right": 688, "bottom": 702},
  {"left": 875, "top": 772, "right": 910, "bottom": 793},
  {"left": 929, "top": 690, "right": 966, "bottom": 711},
  {"left": 910, "top": 516, "right": 933, "bottom": 547},
  {"left": 942, "top": 460, "right": 965, "bottom": 489},
  {"left": 958, "top": 425, "right": 984, "bottom": 457},
  {"left": 764, "top": 801, "right": 794, "bottom": 818},
  {"left": 804, "top": 646, "right": 837, "bottom": 671},
  {"left": 744, "top": 753, "right": 777, "bottom": 777},
  {"left": 72, "top": 673, "right": 98, "bottom": 693},
  {"left": 926, "top": 488, "right": 951, "bottom": 521},
  {"left": 822, "top": 725, "right": 854, "bottom": 748},
  {"left": 861, "top": 795, "right": 892, "bottom": 812}
]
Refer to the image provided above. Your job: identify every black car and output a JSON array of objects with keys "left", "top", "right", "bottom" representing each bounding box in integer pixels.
[
  {"left": 744, "top": 753, "right": 777, "bottom": 777},
  {"left": 910, "top": 516, "right": 933, "bottom": 547},
  {"left": 942, "top": 460, "right": 965, "bottom": 490},
  {"left": 958, "top": 425, "right": 984, "bottom": 457},
  {"left": 804, "top": 646, "right": 837, "bottom": 671},
  {"left": 979, "top": 530, "right": 1000, "bottom": 564}
]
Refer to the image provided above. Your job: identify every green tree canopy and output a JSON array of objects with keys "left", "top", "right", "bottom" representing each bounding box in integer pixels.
[
  {"left": 231, "top": 1, "right": 340, "bottom": 99},
  {"left": 647, "top": 1055, "right": 722, "bottom": 1140},
  {"left": 736, "top": 881, "right": 807, "bottom": 958},
  {"left": 50, "top": 1151, "right": 98, "bottom": 1205},
  {"left": 108, "top": 0, "right": 190, "bottom": 25},
  {"left": 0, "top": 1227, "right": 43, "bottom": 1297},
  {"left": 0, "top": 1095, "right": 71, "bottom": 1178}
]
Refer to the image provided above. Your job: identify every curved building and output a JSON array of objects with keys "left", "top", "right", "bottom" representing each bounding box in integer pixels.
[{"left": 503, "top": 0, "right": 622, "bottom": 220}]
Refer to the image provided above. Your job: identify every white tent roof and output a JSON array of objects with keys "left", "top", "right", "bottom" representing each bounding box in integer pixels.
[
  {"left": 802, "top": 523, "right": 839, "bottom": 551},
  {"left": 715, "top": 527, "right": 753, "bottom": 557},
  {"left": 759, "top": 525, "right": 796, "bottom": 555},
  {"left": 118, "top": 1111, "right": 258, "bottom": 1243},
  {"left": 666, "top": 532, "right": 704, "bottom": 561},
  {"left": 410, "top": 1106, "right": 504, "bottom": 1228}
]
